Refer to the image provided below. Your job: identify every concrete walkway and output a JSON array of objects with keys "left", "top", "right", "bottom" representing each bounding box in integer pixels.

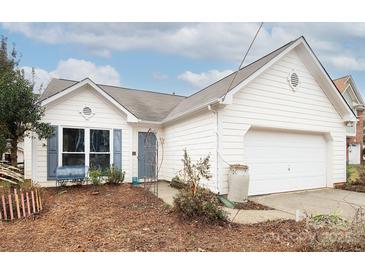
[
  {"left": 155, "top": 182, "right": 293, "bottom": 224},
  {"left": 251, "top": 188, "right": 365, "bottom": 220},
  {"left": 156, "top": 181, "right": 180, "bottom": 207}
]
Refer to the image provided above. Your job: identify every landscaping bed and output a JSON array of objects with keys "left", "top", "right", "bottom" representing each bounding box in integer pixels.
[
  {"left": 337, "top": 164, "right": 365, "bottom": 193},
  {"left": 234, "top": 200, "right": 273, "bottom": 210},
  {"left": 0, "top": 184, "right": 358, "bottom": 252},
  {"left": 339, "top": 183, "right": 365, "bottom": 193}
]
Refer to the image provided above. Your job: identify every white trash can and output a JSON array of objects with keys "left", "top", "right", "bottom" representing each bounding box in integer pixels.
[{"left": 227, "top": 164, "right": 249, "bottom": 203}]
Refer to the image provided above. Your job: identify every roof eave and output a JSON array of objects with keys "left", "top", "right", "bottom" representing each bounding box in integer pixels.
[{"left": 162, "top": 98, "right": 221, "bottom": 124}]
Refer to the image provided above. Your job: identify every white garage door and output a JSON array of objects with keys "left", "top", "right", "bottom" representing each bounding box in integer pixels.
[{"left": 245, "top": 129, "right": 327, "bottom": 195}]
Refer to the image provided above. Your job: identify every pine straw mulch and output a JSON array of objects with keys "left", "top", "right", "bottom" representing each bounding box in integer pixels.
[
  {"left": 0, "top": 184, "right": 315, "bottom": 252},
  {"left": 234, "top": 200, "right": 273, "bottom": 210}
]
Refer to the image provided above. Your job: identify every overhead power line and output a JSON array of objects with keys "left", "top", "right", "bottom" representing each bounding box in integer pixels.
[{"left": 222, "top": 22, "right": 264, "bottom": 101}]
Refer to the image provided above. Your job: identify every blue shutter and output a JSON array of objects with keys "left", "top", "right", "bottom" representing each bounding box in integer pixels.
[
  {"left": 113, "top": 129, "right": 122, "bottom": 169},
  {"left": 47, "top": 126, "right": 58, "bottom": 180},
  {"left": 138, "top": 132, "right": 145, "bottom": 178}
]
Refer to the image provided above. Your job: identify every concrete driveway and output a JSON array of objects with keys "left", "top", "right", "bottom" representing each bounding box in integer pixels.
[{"left": 251, "top": 188, "right": 365, "bottom": 220}]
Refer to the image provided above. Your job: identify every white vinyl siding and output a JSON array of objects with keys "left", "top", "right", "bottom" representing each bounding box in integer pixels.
[
  {"left": 160, "top": 110, "right": 218, "bottom": 192},
  {"left": 33, "top": 85, "right": 133, "bottom": 186},
  {"left": 218, "top": 50, "right": 346, "bottom": 194}
]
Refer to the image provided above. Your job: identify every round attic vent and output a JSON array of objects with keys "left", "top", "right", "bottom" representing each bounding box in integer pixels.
[
  {"left": 80, "top": 106, "right": 95, "bottom": 120},
  {"left": 288, "top": 71, "right": 300, "bottom": 91},
  {"left": 83, "top": 106, "right": 92, "bottom": 116}
]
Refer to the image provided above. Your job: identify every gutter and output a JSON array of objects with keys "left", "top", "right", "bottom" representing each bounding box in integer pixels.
[{"left": 208, "top": 104, "right": 220, "bottom": 194}]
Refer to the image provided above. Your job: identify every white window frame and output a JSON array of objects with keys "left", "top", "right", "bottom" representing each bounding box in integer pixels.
[
  {"left": 58, "top": 126, "right": 114, "bottom": 168},
  {"left": 89, "top": 128, "right": 113, "bottom": 168}
]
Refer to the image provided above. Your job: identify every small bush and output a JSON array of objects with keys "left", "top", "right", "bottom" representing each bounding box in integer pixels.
[
  {"left": 173, "top": 186, "right": 228, "bottom": 223},
  {"left": 346, "top": 165, "right": 354, "bottom": 184},
  {"left": 306, "top": 209, "right": 365, "bottom": 251},
  {"left": 310, "top": 211, "right": 346, "bottom": 227},
  {"left": 353, "top": 166, "right": 365, "bottom": 185},
  {"left": 89, "top": 168, "right": 102, "bottom": 186},
  {"left": 106, "top": 165, "right": 125, "bottom": 184},
  {"left": 170, "top": 176, "right": 186, "bottom": 189},
  {"left": 342, "top": 166, "right": 365, "bottom": 192}
]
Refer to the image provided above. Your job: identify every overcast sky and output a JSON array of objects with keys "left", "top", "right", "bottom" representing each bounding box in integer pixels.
[{"left": 1, "top": 22, "right": 365, "bottom": 97}]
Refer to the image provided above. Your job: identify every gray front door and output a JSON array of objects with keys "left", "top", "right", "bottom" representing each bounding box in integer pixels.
[{"left": 138, "top": 132, "right": 157, "bottom": 179}]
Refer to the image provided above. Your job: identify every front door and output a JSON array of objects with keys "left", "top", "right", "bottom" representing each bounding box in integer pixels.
[
  {"left": 348, "top": 144, "right": 361, "bottom": 165},
  {"left": 138, "top": 132, "right": 157, "bottom": 179}
]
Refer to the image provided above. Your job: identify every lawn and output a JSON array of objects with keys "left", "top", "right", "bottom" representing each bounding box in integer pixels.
[{"left": 0, "top": 184, "right": 316, "bottom": 251}]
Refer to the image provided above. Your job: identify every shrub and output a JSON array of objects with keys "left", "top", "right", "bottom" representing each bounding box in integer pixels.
[
  {"left": 346, "top": 165, "right": 354, "bottom": 184},
  {"left": 353, "top": 166, "right": 365, "bottom": 185},
  {"left": 89, "top": 168, "right": 102, "bottom": 186},
  {"left": 173, "top": 186, "right": 228, "bottom": 223},
  {"left": 181, "top": 148, "right": 211, "bottom": 195},
  {"left": 310, "top": 209, "right": 365, "bottom": 251},
  {"left": 170, "top": 175, "right": 186, "bottom": 189},
  {"left": 173, "top": 149, "right": 225, "bottom": 223},
  {"left": 309, "top": 211, "right": 346, "bottom": 227},
  {"left": 106, "top": 165, "right": 125, "bottom": 184}
]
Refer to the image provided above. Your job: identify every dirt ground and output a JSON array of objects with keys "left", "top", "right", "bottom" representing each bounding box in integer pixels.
[{"left": 0, "top": 184, "right": 314, "bottom": 251}]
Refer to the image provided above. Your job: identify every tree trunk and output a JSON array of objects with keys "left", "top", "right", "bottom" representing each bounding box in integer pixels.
[{"left": 10, "top": 138, "right": 18, "bottom": 167}]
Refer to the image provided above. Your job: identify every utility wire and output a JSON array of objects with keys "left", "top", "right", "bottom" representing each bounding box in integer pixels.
[{"left": 222, "top": 22, "right": 264, "bottom": 101}]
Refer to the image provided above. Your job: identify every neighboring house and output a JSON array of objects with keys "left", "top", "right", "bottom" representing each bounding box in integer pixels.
[
  {"left": 333, "top": 75, "right": 365, "bottom": 164},
  {"left": 1, "top": 142, "right": 24, "bottom": 164},
  {"left": 24, "top": 36, "right": 356, "bottom": 196}
]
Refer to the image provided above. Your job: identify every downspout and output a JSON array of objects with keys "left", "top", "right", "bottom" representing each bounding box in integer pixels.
[{"left": 208, "top": 105, "right": 220, "bottom": 194}]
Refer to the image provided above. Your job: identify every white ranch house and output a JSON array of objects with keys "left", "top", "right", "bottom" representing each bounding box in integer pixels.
[{"left": 24, "top": 36, "right": 356, "bottom": 196}]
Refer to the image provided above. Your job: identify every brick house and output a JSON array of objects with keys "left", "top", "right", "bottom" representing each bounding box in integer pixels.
[{"left": 334, "top": 75, "right": 365, "bottom": 164}]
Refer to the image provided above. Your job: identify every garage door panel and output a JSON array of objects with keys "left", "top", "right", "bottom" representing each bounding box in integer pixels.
[{"left": 245, "top": 129, "right": 327, "bottom": 195}]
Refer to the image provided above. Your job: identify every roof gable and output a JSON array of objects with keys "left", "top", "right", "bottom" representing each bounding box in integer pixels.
[
  {"left": 41, "top": 78, "right": 185, "bottom": 122},
  {"left": 220, "top": 37, "right": 356, "bottom": 122},
  {"left": 41, "top": 78, "right": 139, "bottom": 122},
  {"left": 334, "top": 75, "right": 364, "bottom": 106},
  {"left": 333, "top": 75, "right": 349, "bottom": 94}
]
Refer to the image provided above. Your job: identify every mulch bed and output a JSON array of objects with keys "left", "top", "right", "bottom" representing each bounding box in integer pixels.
[
  {"left": 336, "top": 183, "right": 365, "bottom": 193},
  {"left": 0, "top": 184, "right": 315, "bottom": 251},
  {"left": 234, "top": 200, "right": 273, "bottom": 210}
]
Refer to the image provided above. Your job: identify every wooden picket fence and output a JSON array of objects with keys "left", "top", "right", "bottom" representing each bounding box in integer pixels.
[{"left": 0, "top": 188, "right": 43, "bottom": 222}]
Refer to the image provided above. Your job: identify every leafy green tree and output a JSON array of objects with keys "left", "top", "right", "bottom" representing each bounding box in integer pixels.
[
  {"left": 0, "top": 36, "right": 53, "bottom": 166},
  {"left": 0, "top": 133, "right": 6, "bottom": 157}
]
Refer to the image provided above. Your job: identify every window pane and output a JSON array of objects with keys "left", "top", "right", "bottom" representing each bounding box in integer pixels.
[
  {"left": 90, "top": 130, "right": 110, "bottom": 152},
  {"left": 63, "top": 128, "right": 84, "bottom": 152},
  {"left": 90, "top": 154, "right": 110, "bottom": 172},
  {"left": 62, "top": 153, "right": 85, "bottom": 166}
]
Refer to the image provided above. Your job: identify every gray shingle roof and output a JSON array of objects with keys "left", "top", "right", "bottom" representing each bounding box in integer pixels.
[
  {"left": 40, "top": 38, "right": 298, "bottom": 122},
  {"left": 165, "top": 39, "right": 297, "bottom": 120},
  {"left": 40, "top": 79, "right": 186, "bottom": 122}
]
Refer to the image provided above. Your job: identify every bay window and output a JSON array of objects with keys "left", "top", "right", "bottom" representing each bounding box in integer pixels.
[{"left": 61, "top": 127, "right": 111, "bottom": 170}]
